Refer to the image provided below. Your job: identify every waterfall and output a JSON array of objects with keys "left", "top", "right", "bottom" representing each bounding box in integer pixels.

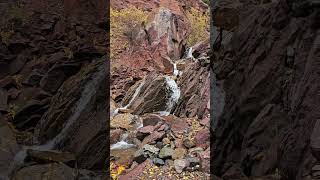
[
  {"left": 164, "top": 76, "right": 180, "bottom": 113},
  {"left": 110, "top": 133, "right": 136, "bottom": 150},
  {"left": 12, "top": 62, "right": 106, "bottom": 166},
  {"left": 173, "top": 63, "right": 179, "bottom": 77},
  {"left": 187, "top": 47, "right": 193, "bottom": 58}
]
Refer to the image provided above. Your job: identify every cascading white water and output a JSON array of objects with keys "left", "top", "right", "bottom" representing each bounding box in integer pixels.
[
  {"left": 187, "top": 47, "right": 193, "bottom": 58},
  {"left": 173, "top": 63, "right": 179, "bottom": 77},
  {"left": 12, "top": 62, "right": 106, "bottom": 167},
  {"left": 163, "top": 76, "right": 180, "bottom": 114},
  {"left": 110, "top": 133, "right": 136, "bottom": 150}
]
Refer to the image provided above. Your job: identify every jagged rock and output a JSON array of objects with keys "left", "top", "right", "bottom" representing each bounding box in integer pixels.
[
  {"left": 110, "top": 129, "right": 123, "bottom": 144},
  {"left": 174, "top": 159, "right": 190, "bottom": 173},
  {"left": 159, "top": 147, "right": 174, "bottom": 159},
  {"left": 34, "top": 60, "right": 107, "bottom": 169},
  {"left": 133, "top": 149, "right": 147, "bottom": 164},
  {"left": 13, "top": 100, "right": 49, "bottom": 131},
  {"left": 173, "top": 61, "right": 210, "bottom": 119},
  {"left": 141, "top": 131, "right": 166, "bottom": 147},
  {"left": 194, "top": 128, "right": 210, "bottom": 149},
  {"left": 40, "top": 63, "right": 81, "bottom": 93},
  {"left": 137, "top": 125, "right": 155, "bottom": 134},
  {"left": 212, "top": 1, "right": 320, "bottom": 179},
  {"left": 143, "top": 144, "right": 160, "bottom": 155},
  {"left": 123, "top": 72, "right": 174, "bottom": 115}
]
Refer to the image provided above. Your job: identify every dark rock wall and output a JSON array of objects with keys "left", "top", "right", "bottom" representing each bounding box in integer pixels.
[{"left": 211, "top": 0, "right": 319, "bottom": 179}]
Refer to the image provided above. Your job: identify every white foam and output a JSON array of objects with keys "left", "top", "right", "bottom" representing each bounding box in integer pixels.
[
  {"left": 187, "top": 47, "right": 193, "bottom": 58},
  {"left": 173, "top": 63, "right": 179, "bottom": 77},
  {"left": 110, "top": 141, "right": 136, "bottom": 150},
  {"left": 164, "top": 76, "right": 180, "bottom": 113}
]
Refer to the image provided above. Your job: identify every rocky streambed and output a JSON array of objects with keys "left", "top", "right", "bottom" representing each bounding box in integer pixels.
[{"left": 110, "top": 53, "right": 211, "bottom": 179}]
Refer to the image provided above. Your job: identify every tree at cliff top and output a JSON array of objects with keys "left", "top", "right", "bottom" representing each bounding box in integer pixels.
[{"left": 186, "top": 7, "right": 210, "bottom": 47}]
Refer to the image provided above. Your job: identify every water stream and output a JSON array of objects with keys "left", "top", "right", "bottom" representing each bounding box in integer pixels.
[
  {"left": 11, "top": 62, "right": 106, "bottom": 168},
  {"left": 187, "top": 47, "right": 193, "bottom": 59}
]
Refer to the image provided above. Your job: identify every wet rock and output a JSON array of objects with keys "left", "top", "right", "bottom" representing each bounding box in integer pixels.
[
  {"left": 172, "top": 148, "right": 187, "bottom": 160},
  {"left": 122, "top": 73, "right": 172, "bottom": 115},
  {"left": 111, "top": 113, "right": 135, "bottom": 130},
  {"left": 26, "top": 149, "right": 75, "bottom": 164},
  {"left": 11, "top": 163, "right": 74, "bottom": 180},
  {"left": 0, "top": 88, "right": 7, "bottom": 111},
  {"left": 174, "top": 159, "right": 190, "bottom": 173},
  {"left": 159, "top": 147, "right": 174, "bottom": 159},
  {"left": 153, "top": 158, "right": 165, "bottom": 166},
  {"left": 110, "top": 129, "right": 123, "bottom": 144}
]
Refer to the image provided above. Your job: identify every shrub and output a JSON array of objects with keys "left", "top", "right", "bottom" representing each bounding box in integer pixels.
[
  {"left": 0, "top": 30, "right": 14, "bottom": 46},
  {"left": 186, "top": 8, "right": 210, "bottom": 47},
  {"left": 110, "top": 6, "right": 148, "bottom": 58}
]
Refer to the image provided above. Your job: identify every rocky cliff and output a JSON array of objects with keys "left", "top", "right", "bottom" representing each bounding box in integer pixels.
[
  {"left": 211, "top": 0, "right": 319, "bottom": 179},
  {"left": 110, "top": 0, "right": 212, "bottom": 179},
  {"left": 0, "top": 0, "right": 108, "bottom": 179}
]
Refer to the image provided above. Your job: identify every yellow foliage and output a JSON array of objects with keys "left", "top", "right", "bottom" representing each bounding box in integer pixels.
[
  {"left": 110, "top": 6, "right": 148, "bottom": 58},
  {"left": 0, "top": 30, "right": 14, "bottom": 46},
  {"left": 110, "top": 161, "right": 126, "bottom": 180},
  {"left": 8, "top": 104, "right": 18, "bottom": 119},
  {"left": 186, "top": 8, "right": 210, "bottom": 46}
]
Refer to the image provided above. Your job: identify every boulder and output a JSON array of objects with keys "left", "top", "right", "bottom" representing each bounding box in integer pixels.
[
  {"left": 11, "top": 163, "right": 74, "bottom": 180},
  {"left": 0, "top": 118, "right": 20, "bottom": 179}
]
